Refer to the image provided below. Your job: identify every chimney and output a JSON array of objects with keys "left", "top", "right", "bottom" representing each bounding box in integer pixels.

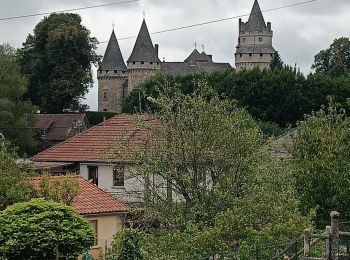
[
  {"left": 155, "top": 44, "right": 159, "bottom": 57},
  {"left": 267, "top": 22, "right": 271, "bottom": 31}
]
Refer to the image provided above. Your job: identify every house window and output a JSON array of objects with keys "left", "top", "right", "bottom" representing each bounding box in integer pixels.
[
  {"left": 103, "top": 90, "right": 109, "bottom": 102},
  {"left": 113, "top": 166, "right": 125, "bottom": 187},
  {"left": 90, "top": 220, "right": 98, "bottom": 245},
  {"left": 259, "top": 37, "right": 263, "bottom": 42},
  {"left": 88, "top": 166, "right": 98, "bottom": 185}
]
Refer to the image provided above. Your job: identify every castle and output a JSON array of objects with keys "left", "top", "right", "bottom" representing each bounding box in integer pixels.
[{"left": 98, "top": 0, "right": 275, "bottom": 112}]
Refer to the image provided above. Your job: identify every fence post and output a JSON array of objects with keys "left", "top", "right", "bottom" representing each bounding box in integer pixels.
[
  {"left": 330, "top": 211, "right": 340, "bottom": 260},
  {"left": 326, "top": 226, "right": 331, "bottom": 258},
  {"left": 304, "top": 229, "right": 311, "bottom": 257}
]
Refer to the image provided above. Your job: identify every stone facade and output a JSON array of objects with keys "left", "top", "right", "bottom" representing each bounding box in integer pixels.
[
  {"left": 235, "top": 0, "right": 276, "bottom": 71},
  {"left": 97, "top": 70, "right": 128, "bottom": 112},
  {"left": 127, "top": 61, "right": 161, "bottom": 95}
]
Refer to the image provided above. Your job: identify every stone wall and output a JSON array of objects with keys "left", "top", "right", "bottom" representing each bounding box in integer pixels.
[
  {"left": 97, "top": 71, "right": 128, "bottom": 113},
  {"left": 127, "top": 62, "right": 161, "bottom": 94}
]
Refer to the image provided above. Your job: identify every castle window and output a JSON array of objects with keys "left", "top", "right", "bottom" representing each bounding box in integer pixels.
[
  {"left": 157, "top": 63, "right": 159, "bottom": 65},
  {"left": 260, "top": 53, "right": 263, "bottom": 57},
  {"left": 114, "top": 70, "right": 118, "bottom": 73},
  {"left": 240, "top": 54, "right": 242, "bottom": 58},
  {"left": 103, "top": 90, "right": 109, "bottom": 102},
  {"left": 150, "top": 62, "right": 153, "bottom": 65},
  {"left": 270, "top": 54, "right": 273, "bottom": 57},
  {"left": 259, "top": 37, "right": 263, "bottom": 42},
  {"left": 243, "top": 38, "right": 246, "bottom": 43},
  {"left": 103, "top": 109, "right": 108, "bottom": 112},
  {"left": 106, "top": 70, "right": 109, "bottom": 74},
  {"left": 113, "top": 166, "right": 125, "bottom": 187},
  {"left": 249, "top": 53, "right": 252, "bottom": 57},
  {"left": 141, "top": 62, "right": 144, "bottom": 64},
  {"left": 133, "top": 62, "right": 136, "bottom": 65}
]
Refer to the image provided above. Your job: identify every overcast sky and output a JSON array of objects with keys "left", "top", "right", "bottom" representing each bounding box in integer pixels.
[{"left": 1, "top": 0, "right": 349, "bottom": 110}]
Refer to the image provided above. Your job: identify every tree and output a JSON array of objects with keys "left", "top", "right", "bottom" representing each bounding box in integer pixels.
[
  {"left": 107, "top": 229, "right": 144, "bottom": 260},
  {"left": 0, "top": 199, "right": 94, "bottom": 260},
  {"left": 0, "top": 140, "right": 34, "bottom": 210},
  {"left": 19, "top": 13, "right": 100, "bottom": 113},
  {"left": 270, "top": 51, "right": 284, "bottom": 70},
  {"left": 312, "top": 37, "right": 350, "bottom": 77},
  {"left": 126, "top": 80, "right": 312, "bottom": 258},
  {"left": 0, "top": 44, "right": 36, "bottom": 154},
  {"left": 292, "top": 101, "right": 350, "bottom": 227}
]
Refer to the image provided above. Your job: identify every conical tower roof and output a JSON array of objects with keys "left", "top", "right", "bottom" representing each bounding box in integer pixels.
[
  {"left": 101, "top": 30, "right": 127, "bottom": 71},
  {"left": 247, "top": 0, "right": 267, "bottom": 32},
  {"left": 127, "top": 20, "right": 160, "bottom": 63}
]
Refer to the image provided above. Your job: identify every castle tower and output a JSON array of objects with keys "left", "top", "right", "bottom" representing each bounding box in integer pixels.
[
  {"left": 97, "top": 29, "right": 128, "bottom": 112},
  {"left": 235, "top": 0, "right": 276, "bottom": 71},
  {"left": 127, "top": 19, "right": 161, "bottom": 94}
]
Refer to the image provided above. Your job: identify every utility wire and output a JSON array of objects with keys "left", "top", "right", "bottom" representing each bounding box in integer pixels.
[
  {"left": 100, "top": 0, "right": 318, "bottom": 44},
  {"left": 0, "top": 0, "right": 140, "bottom": 21}
]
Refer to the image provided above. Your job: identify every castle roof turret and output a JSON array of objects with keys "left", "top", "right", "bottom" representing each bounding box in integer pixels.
[
  {"left": 100, "top": 30, "right": 127, "bottom": 71},
  {"left": 247, "top": 0, "right": 267, "bottom": 32},
  {"left": 127, "top": 20, "right": 160, "bottom": 63}
]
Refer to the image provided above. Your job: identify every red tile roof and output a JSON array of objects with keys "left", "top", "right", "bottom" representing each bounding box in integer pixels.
[
  {"left": 31, "top": 114, "right": 155, "bottom": 163},
  {"left": 31, "top": 176, "right": 128, "bottom": 215}
]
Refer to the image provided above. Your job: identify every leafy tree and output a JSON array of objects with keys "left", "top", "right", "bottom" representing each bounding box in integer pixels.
[
  {"left": 292, "top": 100, "right": 350, "bottom": 227},
  {"left": 0, "top": 44, "right": 36, "bottom": 154},
  {"left": 107, "top": 229, "right": 144, "bottom": 260},
  {"left": 312, "top": 37, "right": 350, "bottom": 77},
  {"left": 126, "top": 80, "right": 312, "bottom": 258},
  {"left": 270, "top": 51, "right": 284, "bottom": 70},
  {"left": 0, "top": 141, "right": 34, "bottom": 210},
  {"left": 0, "top": 199, "right": 94, "bottom": 260},
  {"left": 19, "top": 13, "right": 100, "bottom": 113}
]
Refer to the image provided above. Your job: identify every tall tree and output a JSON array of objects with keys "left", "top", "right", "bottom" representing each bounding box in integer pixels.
[
  {"left": 292, "top": 101, "right": 350, "bottom": 227},
  {"left": 19, "top": 13, "right": 100, "bottom": 113},
  {"left": 312, "top": 37, "right": 350, "bottom": 77},
  {"left": 126, "top": 80, "right": 311, "bottom": 258},
  {"left": 270, "top": 51, "right": 284, "bottom": 70},
  {"left": 0, "top": 44, "right": 36, "bottom": 154}
]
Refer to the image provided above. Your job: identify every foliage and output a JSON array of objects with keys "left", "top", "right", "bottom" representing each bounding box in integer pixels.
[
  {"left": 18, "top": 13, "right": 100, "bottom": 113},
  {"left": 123, "top": 66, "right": 350, "bottom": 128},
  {"left": 0, "top": 141, "right": 34, "bottom": 210},
  {"left": 34, "top": 174, "right": 79, "bottom": 205},
  {"left": 126, "top": 80, "right": 312, "bottom": 259},
  {"left": 107, "top": 229, "right": 144, "bottom": 260},
  {"left": 312, "top": 37, "right": 350, "bottom": 77},
  {"left": 270, "top": 51, "right": 284, "bottom": 70},
  {"left": 86, "top": 111, "right": 117, "bottom": 126},
  {"left": 0, "top": 44, "right": 36, "bottom": 154},
  {"left": 0, "top": 199, "right": 94, "bottom": 260},
  {"left": 292, "top": 100, "right": 350, "bottom": 227}
]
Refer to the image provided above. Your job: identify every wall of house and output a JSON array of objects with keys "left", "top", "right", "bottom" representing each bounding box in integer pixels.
[
  {"left": 79, "top": 163, "right": 182, "bottom": 205},
  {"left": 78, "top": 214, "right": 124, "bottom": 259}
]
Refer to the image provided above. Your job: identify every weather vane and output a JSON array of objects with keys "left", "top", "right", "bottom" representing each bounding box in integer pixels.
[
  {"left": 143, "top": 11, "right": 146, "bottom": 20},
  {"left": 112, "top": 20, "right": 115, "bottom": 29},
  {"left": 202, "top": 44, "right": 205, "bottom": 52},
  {"left": 195, "top": 41, "right": 197, "bottom": 50}
]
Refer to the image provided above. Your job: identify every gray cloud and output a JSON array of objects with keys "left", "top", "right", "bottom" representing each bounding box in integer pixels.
[{"left": 0, "top": 0, "right": 349, "bottom": 110}]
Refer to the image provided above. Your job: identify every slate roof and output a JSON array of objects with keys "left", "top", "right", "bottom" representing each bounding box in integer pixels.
[
  {"left": 235, "top": 45, "right": 276, "bottom": 54},
  {"left": 127, "top": 20, "right": 160, "bottom": 63},
  {"left": 100, "top": 30, "right": 127, "bottom": 71},
  {"left": 161, "top": 62, "right": 231, "bottom": 76},
  {"left": 33, "top": 114, "right": 89, "bottom": 142},
  {"left": 31, "top": 176, "right": 128, "bottom": 215},
  {"left": 247, "top": 0, "right": 267, "bottom": 32},
  {"left": 31, "top": 114, "right": 156, "bottom": 163}
]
